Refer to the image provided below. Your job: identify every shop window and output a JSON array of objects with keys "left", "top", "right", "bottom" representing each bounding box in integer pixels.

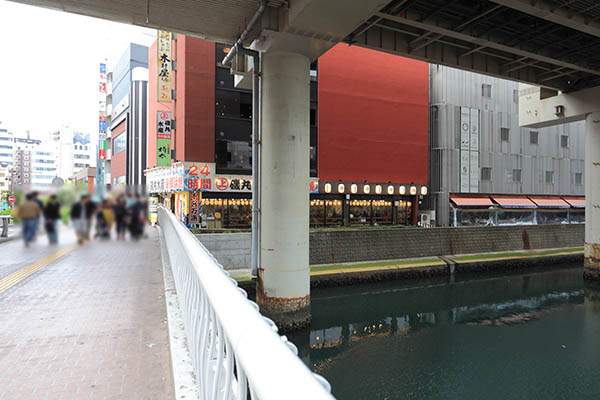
[
  {"left": 310, "top": 199, "right": 326, "bottom": 227},
  {"left": 372, "top": 200, "right": 393, "bottom": 225},
  {"left": 545, "top": 171, "right": 554, "bottom": 184},
  {"left": 350, "top": 200, "right": 372, "bottom": 225},
  {"left": 537, "top": 211, "right": 568, "bottom": 225},
  {"left": 569, "top": 211, "right": 585, "bottom": 224},
  {"left": 512, "top": 169, "right": 522, "bottom": 182},
  {"left": 481, "top": 167, "right": 491, "bottom": 181},
  {"left": 497, "top": 210, "right": 534, "bottom": 225},
  {"left": 396, "top": 200, "right": 412, "bottom": 225},
  {"left": 457, "top": 210, "right": 494, "bottom": 226},
  {"left": 561, "top": 135, "right": 569, "bottom": 148},
  {"left": 482, "top": 84, "right": 492, "bottom": 98},
  {"left": 501, "top": 128, "right": 510, "bottom": 142},
  {"left": 575, "top": 172, "right": 583, "bottom": 185},
  {"left": 530, "top": 131, "right": 538, "bottom": 144}
]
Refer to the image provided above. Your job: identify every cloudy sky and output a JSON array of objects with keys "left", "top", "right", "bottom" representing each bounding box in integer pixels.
[{"left": 0, "top": 1, "right": 156, "bottom": 141}]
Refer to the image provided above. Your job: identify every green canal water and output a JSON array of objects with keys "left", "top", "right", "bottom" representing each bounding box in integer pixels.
[{"left": 288, "top": 265, "right": 600, "bottom": 400}]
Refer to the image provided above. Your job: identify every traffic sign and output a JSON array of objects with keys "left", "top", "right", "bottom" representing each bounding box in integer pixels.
[{"left": 8, "top": 195, "right": 15, "bottom": 203}]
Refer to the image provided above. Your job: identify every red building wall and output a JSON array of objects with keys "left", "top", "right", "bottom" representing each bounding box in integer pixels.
[
  {"left": 111, "top": 120, "right": 127, "bottom": 180},
  {"left": 318, "top": 44, "right": 429, "bottom": 184},
  {"left": 179, "top": 37, "right": 215, "bottom": 163},
  {"left": 148, "top": 37, "right": 215, "bottom": 166}
]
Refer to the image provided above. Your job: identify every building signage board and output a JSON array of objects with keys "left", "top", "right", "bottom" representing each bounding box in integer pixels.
[
  {"left": 189, "top": 190, "right": 201, "bottom": 225},
  {"left": 469, "top": 108, "right": 480, "bottom": 193},
  {"left": 157, "top": 31, "right": 173, "bottom": 102},
  {"left": 460, "top": 107, "right": 470, "bottom": 192},
  {"left": 156, "top": 111, "right": 172, "bottom": 166}
]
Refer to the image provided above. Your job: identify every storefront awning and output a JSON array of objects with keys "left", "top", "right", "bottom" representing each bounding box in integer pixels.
[
  {"left": 563, "top": 197, "right": 585, "bottom": 208},
  {"left": 450, "top": 195, "right": 494, "bottom": 208},
  {"left": 491, "top": 196, "right": 536, "bottom": 208},
  {"left": 528, "top": 197, "right": 570, "bottom": 208}
]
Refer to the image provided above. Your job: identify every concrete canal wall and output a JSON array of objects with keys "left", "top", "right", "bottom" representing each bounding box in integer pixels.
[{"left": 196, "top": 224, "right": 584, "bottom": 269}]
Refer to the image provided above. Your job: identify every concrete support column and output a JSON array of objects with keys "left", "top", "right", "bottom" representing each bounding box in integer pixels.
[
  {"left": 257, "top": 51, "right": 311, "bottom": 330},
  {"left": 584, "top": 112, "right": 600, "bottom": 280}
]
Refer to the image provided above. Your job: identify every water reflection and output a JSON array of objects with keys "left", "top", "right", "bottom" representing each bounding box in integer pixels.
[{"left": 289, "top": 266, "right": 600, "bottom": 400}]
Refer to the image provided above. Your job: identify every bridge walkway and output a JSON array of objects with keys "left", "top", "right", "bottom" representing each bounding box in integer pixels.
[{"left": 0, "top": 227, "right": 174, "bottom": 399}]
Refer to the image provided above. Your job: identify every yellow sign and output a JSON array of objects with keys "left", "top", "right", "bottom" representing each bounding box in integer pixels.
[
  {"left": 215, "top": 212, "right": 222, "bottom": 219},
  {"left": 157, "top": 30, "right": 172, "bottom": 102}
]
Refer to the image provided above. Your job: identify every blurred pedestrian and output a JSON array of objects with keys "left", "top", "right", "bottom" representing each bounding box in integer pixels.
[
  {"left": 18, "top": 193, "right": 41, "bottom": 247},
  {"left": 95, "top": 199, "right": 114, "bottom": 239},
  {"left": 113, "top": 195, "right": 127, "bottom": 240},
  {"left": 127, "top": 194, "right": 143, "bottom": 241},
  {"left": 32, "top": 191, "right": 43, "bottom": 241},
  {"left": 84, "top": 196, "right": 97, "bottom": 240},
  {"left": 43, "top": 194, "right": 60, "bottom": 244},
  {"left": 70, "top": 195, "right": 91, "bottom": 244}
]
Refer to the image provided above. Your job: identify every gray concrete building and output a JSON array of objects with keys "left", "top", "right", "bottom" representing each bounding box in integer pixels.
[{"left": 428, "top": 65, "right": 585, "bottom": 227}]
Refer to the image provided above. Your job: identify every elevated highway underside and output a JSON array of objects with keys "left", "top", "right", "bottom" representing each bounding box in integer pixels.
[{"left": 9, "top": 0, "right": 600, "bottom": 91}]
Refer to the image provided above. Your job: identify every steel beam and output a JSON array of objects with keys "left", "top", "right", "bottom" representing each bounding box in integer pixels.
[{"left": 489, "top": 0, "right": 600, "bottom": 38}]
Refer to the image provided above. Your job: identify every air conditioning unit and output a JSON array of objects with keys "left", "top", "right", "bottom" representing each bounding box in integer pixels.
[{"left": 420, "top": 211, "right": 436, "bottom": 227}]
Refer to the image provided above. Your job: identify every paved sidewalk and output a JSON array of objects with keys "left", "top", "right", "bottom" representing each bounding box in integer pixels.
[{"left": 0, "top": 228, "right": 174, "bottom": 399}]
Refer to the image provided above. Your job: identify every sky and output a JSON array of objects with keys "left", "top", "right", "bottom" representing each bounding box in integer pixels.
[{"left": 0, "top": 0, "right": 156, "bottom": 142}]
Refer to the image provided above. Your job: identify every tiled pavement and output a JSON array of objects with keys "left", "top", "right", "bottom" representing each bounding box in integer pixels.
[{"left": 0, "top": 228, "right": 174, "bottom": 399}]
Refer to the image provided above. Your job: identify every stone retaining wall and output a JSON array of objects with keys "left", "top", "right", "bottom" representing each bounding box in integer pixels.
[{"left": 196, "top": 224, "right": 584, "bottom": 269}]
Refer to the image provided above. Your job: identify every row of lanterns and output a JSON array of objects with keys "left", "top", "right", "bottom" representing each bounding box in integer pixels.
[
  {"left": 204, "top": 198, "right": 252, "bottom": 206},
  {"left": 323, "top": 182, "right": 427, "bottom": 196}
]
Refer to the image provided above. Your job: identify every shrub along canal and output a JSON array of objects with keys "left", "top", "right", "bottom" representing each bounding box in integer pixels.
[{"left": 287, "top": 264, "right": 600, "bottom": 400}]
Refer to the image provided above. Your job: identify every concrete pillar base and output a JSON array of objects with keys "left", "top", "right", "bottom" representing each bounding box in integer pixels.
[
  {"left": 256, "top": 279, "right": 311, "bottom": 332},
  {"left": 584, "top": 243, "right": 600, "bottom": 281}
]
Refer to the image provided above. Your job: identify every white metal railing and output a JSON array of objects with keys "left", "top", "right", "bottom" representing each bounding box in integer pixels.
[{"left": 158, "top": 207, "right": 335, "bottom": 400}]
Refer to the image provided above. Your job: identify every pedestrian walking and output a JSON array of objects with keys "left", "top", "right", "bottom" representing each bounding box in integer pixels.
[
  {"left": 43, "top": 194, "right": 60, "bottom": 244},
  {"left": 127, "top": 194, "right": 143, "bottom": 241},
  {"left": 17, "top": 193, "right": 41, "bottom": 247},
  {"left": 70, "top": 195, "right": 90, "bottom": 244},
  {"left": 95, "top": 199, "right": 114, "bottom": 239},
  {"left": 32, "top": 191, "right": 44, "bottom": 242},
  {"left": 84, "top": 196, "right": 97, "bottom": 240},
  {"left": 113, "top": 195, "right": 127, "bottom": 240}
]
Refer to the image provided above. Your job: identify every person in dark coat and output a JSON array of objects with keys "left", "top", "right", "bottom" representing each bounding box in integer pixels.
[
  {"left": 113, "top": 195, "right": 127, "bottom": 240},
  {"left": 127, "top": 194, "right": 143, "bottom": 241},
  {"left": 43, "top": 194, "right": 60, "bottom": 244}
]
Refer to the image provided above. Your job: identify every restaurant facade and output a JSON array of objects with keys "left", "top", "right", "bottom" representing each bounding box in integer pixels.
[{"left": 146, "top": 35, "right": 430, "bottom": 229}]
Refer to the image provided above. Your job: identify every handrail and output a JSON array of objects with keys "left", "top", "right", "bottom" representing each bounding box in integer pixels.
[
  {"left": 158, "top": 207, "right": 334, "bottom": 400},
  {"left": 0, "top": 215, "right": 12, "bottom": 238}
]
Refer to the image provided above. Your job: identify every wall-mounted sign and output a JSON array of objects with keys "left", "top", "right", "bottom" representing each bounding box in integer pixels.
[
  {"left": 156, "top": 111, "right": 172, "bottom": 166},
  {"left": 189, "top": 190, "right": 201, "bottom": 225},
  {"left": 157, "top": 30, "right": 173, "bottom": 102}
]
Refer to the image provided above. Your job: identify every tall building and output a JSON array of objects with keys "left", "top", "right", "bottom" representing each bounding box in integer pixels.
[
  {"left": 12, "top": 135, "right": 57, "bottom": 190},
  {"left": 104, "top": 43, "right": 149, "bottom": 188},
  {"left": 146, "top": 36, "right": 429, "bottom": 228},
  {"left": 50, "top": 126, "right": 92, "bottom": 180},
  {"left": 0, "top": 121, "right": 13, "bottom": 168},
  {"left": 428, "top": 65, "right": 585, "bottom": 226}
]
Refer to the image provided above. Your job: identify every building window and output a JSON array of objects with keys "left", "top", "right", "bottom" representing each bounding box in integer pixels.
[
  {"left": 113, "top": 133, "right": 126, "bottom": 155},
  {"left": 513, "top": 89, "right": 519, "bottom": 103},
  {"left": 575, "top": 172, "right": 583, "bottom": 185},
  {"left": 512, "top": 169, "right": 522, "bottom": 182},
  {"left": 481, "top": 167, "right": 492, "bottom": 181},
  {"left": 561, "top": 135, "right": 569, "bottom": 148},
  {"left": 215, "top": 90, "right": 252, "bottom": 119},
  {"left": 545, "top": 171, "right": 554, "bottom": 184},
  {"left": 530, "top": 131, "right": 539, "bottom": 145},
  {"left": 501, "top": 128, "right": 510, "bottom": 142},
  {"left": 215, "top": 140, "right": 252, "bottom": 173},
  {"left": 482, "top": 84, "right": 492, "bottom": 98}
]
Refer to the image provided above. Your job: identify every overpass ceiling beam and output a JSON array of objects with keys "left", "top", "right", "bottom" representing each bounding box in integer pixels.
[
  {"left": 489, "top": 0, "right": 600, "bottom": 38},
  {"left": 375, "top": 11, "right": 600, "bottom": 77}
]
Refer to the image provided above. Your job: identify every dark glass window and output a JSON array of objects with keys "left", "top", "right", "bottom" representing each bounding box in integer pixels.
[
  {"left": 215, "top": 140, "right": 252, "bottom": 174},
  {"left": 113, "top": 133, "right": 126, "bottom": 155},
  {"left": 215, "top": 90, "right": 252, "bottom": 119}
]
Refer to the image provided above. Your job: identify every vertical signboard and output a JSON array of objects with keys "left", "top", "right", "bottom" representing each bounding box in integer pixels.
[
  {"left": 97, "top": 62, "right": 107, "bottom": 191},
  {"left": 459, "top": 107, "right": 470, "bottom": 192},
  {"left": 469, "top": 108, "right": 480, "bottom": 192},
  {"left": 157, "top": 31, "right": 172, "bottom": 102},
  {"left": 189, "top": 190, "right": 201, "bottom": 225},
  {"left": 156, "top": 111, "right": 172, "bottom": 166}
]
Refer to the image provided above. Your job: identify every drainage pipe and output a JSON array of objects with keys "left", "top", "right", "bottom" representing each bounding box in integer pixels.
[{"left": 221, "top": 0, "right": 268, "bottom": 66}]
